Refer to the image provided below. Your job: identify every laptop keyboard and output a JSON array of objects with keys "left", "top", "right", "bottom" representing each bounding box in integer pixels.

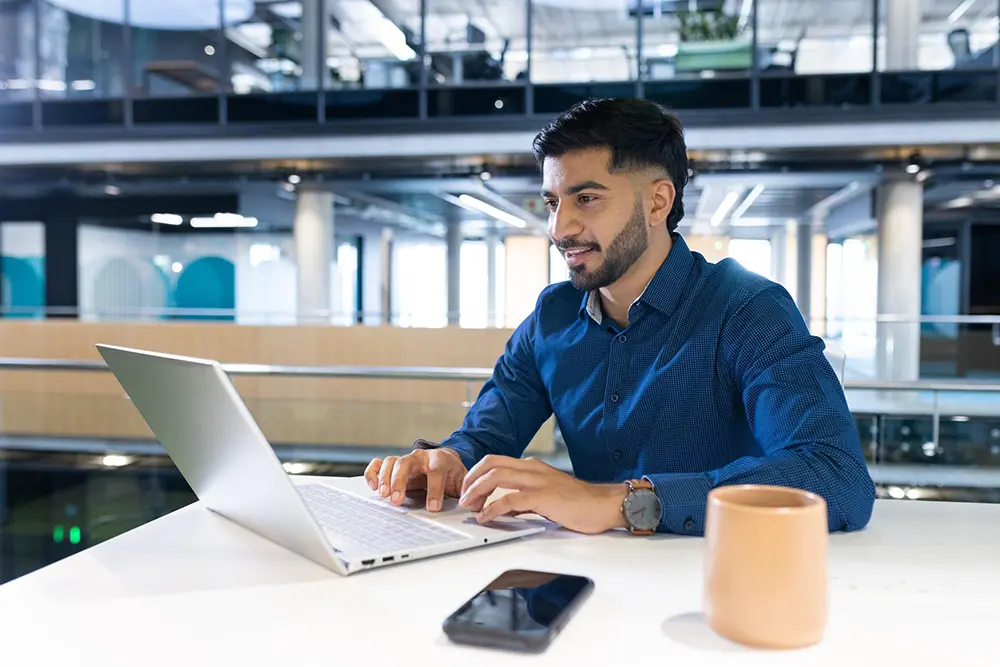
[{"left": 297, "top": 483, "right": 467, "bottom": 554}]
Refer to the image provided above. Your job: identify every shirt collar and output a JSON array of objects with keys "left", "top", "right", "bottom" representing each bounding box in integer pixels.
[{"left": 579, "top": 233, "right": 695, "bottom": 325}]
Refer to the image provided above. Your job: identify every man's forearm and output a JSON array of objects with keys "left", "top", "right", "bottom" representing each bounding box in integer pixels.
[{"left": 646, "top": 444, "right": 875, "bottom": 536}]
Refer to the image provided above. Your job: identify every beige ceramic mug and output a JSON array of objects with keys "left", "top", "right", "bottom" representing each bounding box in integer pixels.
[{"left": 703, "top": 484, "right": 828, "bottom": 649}]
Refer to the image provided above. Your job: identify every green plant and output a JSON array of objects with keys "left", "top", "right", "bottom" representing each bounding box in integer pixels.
[{"left": 677, "top": 11, "right": 741, "bottom": 42}]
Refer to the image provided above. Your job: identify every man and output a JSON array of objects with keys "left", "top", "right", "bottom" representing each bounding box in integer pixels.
[{"left": 365, "top": 98, "right": 875, "bottom": 536}]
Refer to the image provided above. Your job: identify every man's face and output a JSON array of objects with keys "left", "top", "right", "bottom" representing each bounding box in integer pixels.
[{"left": 541, "top": 148, "right": 651, "bottom": 291}]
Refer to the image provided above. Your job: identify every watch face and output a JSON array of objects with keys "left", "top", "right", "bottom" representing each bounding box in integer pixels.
[{"left": 623, "top": 488, "right": 662, "bottom": 532}]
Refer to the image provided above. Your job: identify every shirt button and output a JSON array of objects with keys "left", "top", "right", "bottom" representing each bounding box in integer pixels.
[
  {"left": 612, "top": 449, "right": 623, "bottom": 461},
  {"left": 618, "top": 334, "right": 627, "bottom": 343},
  {"left": 683, "top": 517, "right": 696, "bottom": 532},
  {"left": 610, "top": 393, "right": 620, "bottom": 403}
]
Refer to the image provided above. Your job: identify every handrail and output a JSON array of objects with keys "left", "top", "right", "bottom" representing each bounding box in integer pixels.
[
  {"left": 4, "top": 307, "right": 1000, "bottom": 325},
  {"left": 0, "top": 357, "right": 493, "bottom": 382},
  {"left": 1, "top": 357, "right": 1000, "bottom": 392}
]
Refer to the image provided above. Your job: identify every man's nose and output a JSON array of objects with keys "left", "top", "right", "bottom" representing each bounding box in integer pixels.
[{"left": 549, "top": 203, "right": 582, "bottom": 243}]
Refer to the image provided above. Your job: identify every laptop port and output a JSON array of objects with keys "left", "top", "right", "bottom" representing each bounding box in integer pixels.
[
  {"left": 401, "top": 554, "right": 409, "bottom": 559},
  {"left": 362, "top": 559, "right": 375, "bottom": 566},
  {"left": 382, "top": 556, "right": 395, "bottom": 563}
]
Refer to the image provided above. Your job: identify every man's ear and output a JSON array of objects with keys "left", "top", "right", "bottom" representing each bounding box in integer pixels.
[{"left": 648, "top": 179, "right": 676, "bottom": 229}]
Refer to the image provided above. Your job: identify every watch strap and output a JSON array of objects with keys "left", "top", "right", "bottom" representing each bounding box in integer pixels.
[
  {"left": 627, "top": 478, "right": 654, "bottom": 492},
  {"left": 623, "top": 478, "right": 657, "bottom": 535}
]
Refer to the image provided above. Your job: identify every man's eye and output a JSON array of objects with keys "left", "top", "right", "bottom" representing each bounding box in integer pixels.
[
  {"left": 578, "top": 195, "right": 597, "bottom": 205},
  {"left": 543, "top": 200, "right": 558, "bottom": 210}
]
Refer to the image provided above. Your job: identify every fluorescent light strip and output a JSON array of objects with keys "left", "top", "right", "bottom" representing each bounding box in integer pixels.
[
  {"left": 369, "top": 16, "right": 415, "bottom": 61},
  {"left": 151, "top": 213, "right": 183, "bottom": 225},
  {"left": 190, "top": 213, "right": 259, "bottom": 228},
  {"left": 710, "top": 191, "right": 741, "bottom": 227},
  {"left": 949, "top": 0, "right": 980, "bottom": 23},
  {"left": 730, "top": 184, "right": 764, "bottom": 221},
  {"left": 737, "top": 0, "right": 753, "bottom": 31},
  {"left": 456, "top": 194, "right": 526, "bottom": 229}
]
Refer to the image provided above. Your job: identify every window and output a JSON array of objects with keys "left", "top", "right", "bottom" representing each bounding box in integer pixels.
[
  {"left": 337, "top": 242, "right": 359, "bottom": 325},
  {"left": 549, "top": 243, "right": 569, "bottom": 284},
  {"left": 728, "top": 239, "right": 772, "bottom": 279},
  {"left": 460, "top": 241, "right": 488, "bottom": 328},
  {"left": 392, "top": 239, "right": 447, "bottom": 328}
]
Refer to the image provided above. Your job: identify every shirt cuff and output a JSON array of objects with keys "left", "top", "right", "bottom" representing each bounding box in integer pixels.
[
  {"left": 645, "top": 471, "right": 714, "bottom": 536},
  {"left": 414, "top": 437, "right": 481, "bottom": 471}
]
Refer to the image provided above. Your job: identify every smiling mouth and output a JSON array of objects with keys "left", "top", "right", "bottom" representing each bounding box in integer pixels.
[{"left": 563, "top": 247, "right": 596, "bottom": 266}]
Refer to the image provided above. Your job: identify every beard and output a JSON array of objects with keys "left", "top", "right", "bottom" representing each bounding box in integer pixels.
[{"left": 560, "top": 198, "right": 649, "bottom": 292}]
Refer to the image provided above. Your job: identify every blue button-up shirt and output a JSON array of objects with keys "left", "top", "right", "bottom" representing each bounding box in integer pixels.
[{"left": 442, "top": 234, "right": 875, "bottom": 535}]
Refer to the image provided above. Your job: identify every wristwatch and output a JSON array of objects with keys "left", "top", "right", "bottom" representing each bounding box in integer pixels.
[{"left": 621, "top": 478, "right": 663, "bottom": 535}]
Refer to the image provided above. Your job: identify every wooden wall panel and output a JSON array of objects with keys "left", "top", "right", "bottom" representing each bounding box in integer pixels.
[{"left": 0, "top": 322, "right": 554, "bottom": 452}]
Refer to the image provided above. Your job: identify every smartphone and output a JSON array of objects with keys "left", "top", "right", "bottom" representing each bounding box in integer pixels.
[{"left": 442, "top": 569, "right": 595, "bottom": 653}]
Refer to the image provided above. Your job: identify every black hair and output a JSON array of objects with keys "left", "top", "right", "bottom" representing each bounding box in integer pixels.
[{"left": 532, "top": 98, "right": 689, "bottom": 232}]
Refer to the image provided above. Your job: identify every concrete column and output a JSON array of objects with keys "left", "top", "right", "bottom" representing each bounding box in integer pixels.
[
  {"left": 379, "top": 228, "right": 394, "bottom": 325},
  {"left": 770, "top": 226, "right": 786, "bottom": 287},
  {"left": 446, "top": 222, "right": 462, "bottom": 326},
  {"left": 301, "top": 0, "right": 321, "bottom": 89},
  {"left": 876, "top": 178, "right": 923, "bottom": 381},
  {"left": 885, "top": 0, "right": 921, "bottom": 70},
  {"left": 294, "top": 189, "right": 335, "bottom": 324},
  {"left": 796, "top": 222, "right": 813, "bottom": 327},
  {"left": 810, "top": 231, "right": 829, "bottom": 337},
  {"left": 486, "top": 231, "right": 498, "bottom": 328}
]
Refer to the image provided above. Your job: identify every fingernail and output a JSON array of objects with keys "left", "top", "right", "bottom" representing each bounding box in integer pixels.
[
  {"left": 379, "top": 484, "right": 388, "bottom": 497},
  {"left": 367, "top": 479, "right": 376, "bottom": 491},
  {"left": 391, "top": 491, "right": 402, "bottom": 503},
  {"left": 428, "top": 499, "right": 441, "bottom": 512}
]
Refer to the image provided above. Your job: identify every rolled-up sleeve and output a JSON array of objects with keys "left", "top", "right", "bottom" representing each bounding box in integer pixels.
[{"left": 647, "top": 285, "right": 875, "bottom": 535}]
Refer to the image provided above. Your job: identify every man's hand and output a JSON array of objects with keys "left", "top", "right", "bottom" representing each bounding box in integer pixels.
[
  {"left": 458, "top": 455, "right": 630, "bottom": 534},
  {"left": 364, "top": 448, "right": 467, "bottom": 512}
]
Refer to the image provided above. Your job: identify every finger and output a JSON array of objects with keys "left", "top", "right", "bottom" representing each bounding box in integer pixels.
[
  {"left": 460, "top": 468, "right": 538, "bottom": 512},
  {"left": 424, "top": 459, "right": 446, "bottom": 513},
  {"left": 378, "top": 456, "right": 398, "bottom": 498},
  {"left": 364, "top": 458, "right": 383, "bottom": 491},
  {"left": 460, "top": 455, "right": 530, "bottom": 497},
  {"left": 477, "top": 491, "right": 539, "bottom": 524},
  {"left": 389, "top": 454, "right": 418, "bottom": 506}
]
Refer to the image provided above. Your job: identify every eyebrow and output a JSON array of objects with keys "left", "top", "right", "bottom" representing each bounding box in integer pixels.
[{"left": 540, "top": 181, "right": 611, "bottom": 198}]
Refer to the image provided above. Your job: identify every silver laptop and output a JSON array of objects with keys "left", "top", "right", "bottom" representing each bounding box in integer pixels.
[{"left": 96, "top": 344, "right": 546, "bottom": 575}]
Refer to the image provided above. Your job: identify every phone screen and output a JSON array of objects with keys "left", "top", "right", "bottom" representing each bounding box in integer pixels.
[{"left": 443, "top": 570, "right": 594, "bottom": 652}]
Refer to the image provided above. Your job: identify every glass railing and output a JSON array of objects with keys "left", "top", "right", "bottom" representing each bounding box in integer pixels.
[
  {"left": 1, "top": 355, "right": 998, "bottom": 583},
  {"left": 0, "top": 355, "right": 997, "bottom": 482},
  {"left": 1, "top": 0, "right": 998, "bottom": 131}
]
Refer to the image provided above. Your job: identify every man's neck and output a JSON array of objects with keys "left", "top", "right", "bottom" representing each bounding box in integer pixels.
[{"left": 599, "top": 234, "right": 674, "bottom": 328}]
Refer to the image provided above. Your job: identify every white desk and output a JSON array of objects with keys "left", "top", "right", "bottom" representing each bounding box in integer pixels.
[{"left": 1, "top": 477, "right": 998, "bottom": 666}]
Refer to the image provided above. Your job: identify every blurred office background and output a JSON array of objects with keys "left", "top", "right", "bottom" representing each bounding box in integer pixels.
[{"left": 2, "top": 0, "right": 1000, "bottom": 581}]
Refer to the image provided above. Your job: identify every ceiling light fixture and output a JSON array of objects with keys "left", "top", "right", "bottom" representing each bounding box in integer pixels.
[
  {"left": 368, "top": 15, "right": 415, "bottom": 61},
  {"left": 151, "top": 213, "right": 182, "bottom": 225},
  {"left": 101, "top": 454, "right": 132, "bottom": 468},
  {"left": 190, "top": 213, "right": 259, "bottom": 228},
  {"left": 730, "top": 184, "right": 764, "bottom": 221},
  {"left": 710, "top": 191, "right": 741, "bottom": 227},
  {"left": 949, "top": 0, "right": 980, "bottom": 23},
  {"left": 456, "top": 194, "right": 526, "bottom": 229}
]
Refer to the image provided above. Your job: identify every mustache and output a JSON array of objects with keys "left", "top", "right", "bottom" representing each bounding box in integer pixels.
[{"left": 556, "top": 239, "right": 601, "bottom": 252}]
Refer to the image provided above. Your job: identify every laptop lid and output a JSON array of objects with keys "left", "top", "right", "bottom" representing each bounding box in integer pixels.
[{"left": 96, "top": 344, "right": 344, "bottom": 573}]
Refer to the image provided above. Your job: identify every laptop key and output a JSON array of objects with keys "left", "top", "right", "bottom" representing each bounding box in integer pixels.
[{"left": 297, "top": 483, "right": 467, "bottom": 553}]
